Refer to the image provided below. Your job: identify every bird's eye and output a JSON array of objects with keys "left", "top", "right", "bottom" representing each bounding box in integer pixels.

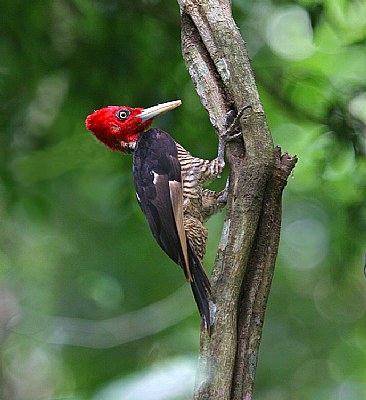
[{"left": 116, "top": 109, "right": 130, "bottom": 121}]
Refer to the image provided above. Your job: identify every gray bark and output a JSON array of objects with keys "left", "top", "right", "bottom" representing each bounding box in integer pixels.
[{"left": 178, "top": 1, "right": 298, "bottom": 399}]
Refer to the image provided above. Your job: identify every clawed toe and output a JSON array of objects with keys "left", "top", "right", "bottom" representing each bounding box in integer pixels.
[
  {"left": 217, "top": 104, "right": 251, "bottom": 163},
  {"left": 224, "top": 130, "right": 242, "bottom": 142},
  {"left": 221, "top": 104, "right": 251, "bottom": 142}
]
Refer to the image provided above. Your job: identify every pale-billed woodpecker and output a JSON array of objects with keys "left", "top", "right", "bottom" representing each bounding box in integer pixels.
[{"left": 85, "top": 100, "right": 241, "bottom": 332}]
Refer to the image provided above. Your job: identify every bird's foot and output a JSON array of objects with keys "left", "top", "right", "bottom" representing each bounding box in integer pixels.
[{"left": 217, "top": 104, "right": 252, "bottom": 163}]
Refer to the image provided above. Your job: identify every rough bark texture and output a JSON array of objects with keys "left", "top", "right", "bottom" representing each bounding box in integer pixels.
[{"left": 178, "top": 1, "right": 298, "bottom": 399}]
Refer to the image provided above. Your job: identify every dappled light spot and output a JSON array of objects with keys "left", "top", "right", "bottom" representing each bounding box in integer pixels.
[
  {"left": 281, "top": 217, "right": 329, "bottom": 270},
  {"left": 3, "top": 346, "right": 64, "bottom": 400},
  {"left": 348, "top": 92, "right": 366, "bottom": 155},
  {"left": 77, "top": 271, "right": 124, "bottom": 311},
  {"left": 322, "top": 144, "right": 356, "bottom": 181},
  {"left": 313, "top": 278, "right": 366, "bottom": 323},
  {"left": 348, "top": 92, "right": 366, "bottom": 125},
  {"left": 93, "top": 357, "right": 195, "bottom": 400},
  {"left": 335, "top": 382, "right": 366, "bottom": 400},
  {"left": 265, "top": 6, "right": 316, "bottom": 60},
  {"left": 292, "top": 359, "right": 332, "bottom": 394},
  {"left": 26, "top": 73, "right": 69, "bottom": 134}
]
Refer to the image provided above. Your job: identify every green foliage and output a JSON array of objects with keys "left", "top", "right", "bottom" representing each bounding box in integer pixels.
[{"left": 0, "top": 0, "right": 365, "bottom": 399}]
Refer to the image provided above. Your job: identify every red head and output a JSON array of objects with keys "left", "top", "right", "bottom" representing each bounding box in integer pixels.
[{"left": 85, "top": 100, "right": 182, "bottom": 153}]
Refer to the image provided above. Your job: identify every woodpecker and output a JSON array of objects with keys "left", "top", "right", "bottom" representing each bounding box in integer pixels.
[{"left": 85, "top": 100, "right": 236, "bottom": 332}]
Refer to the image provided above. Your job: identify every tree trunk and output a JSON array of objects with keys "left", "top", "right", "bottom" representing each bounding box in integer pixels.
[{"left": 177, "top": 1, "right": 298, "bottom": 399}]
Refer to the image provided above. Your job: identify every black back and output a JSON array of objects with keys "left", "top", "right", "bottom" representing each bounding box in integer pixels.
[{"left": 133, "top": 128, "right": 185, "bottom": 267}]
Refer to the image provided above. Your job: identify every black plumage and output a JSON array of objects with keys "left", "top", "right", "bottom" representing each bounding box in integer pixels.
[{"left": 133, "top": 128, "right": 211, "bottom": 330}]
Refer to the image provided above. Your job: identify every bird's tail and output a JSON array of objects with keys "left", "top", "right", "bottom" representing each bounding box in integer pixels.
[{"left": 187, "top": 242, "right": 213, "bottom": 334}]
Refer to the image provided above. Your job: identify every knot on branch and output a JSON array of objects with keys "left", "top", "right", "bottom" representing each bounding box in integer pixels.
[{"left": 273, "top": 145, "right": 298, "bottom": 188}]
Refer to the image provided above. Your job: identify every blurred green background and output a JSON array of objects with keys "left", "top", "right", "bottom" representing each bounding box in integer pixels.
[{"left": 1, "top": 0, "right": 366, "bottom": 399}]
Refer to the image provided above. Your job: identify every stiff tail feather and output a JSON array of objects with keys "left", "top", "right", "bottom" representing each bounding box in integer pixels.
[{"left": 187, "top": 242, "right": 213, "bottom": 333}]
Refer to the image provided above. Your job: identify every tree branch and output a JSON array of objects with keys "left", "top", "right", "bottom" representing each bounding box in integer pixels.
[
  {"left": 178, "top": 1, "right": 297, "bottom": 399},
  {"left": 232, "top": 148, "right": 298, "bottom": 399}
]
